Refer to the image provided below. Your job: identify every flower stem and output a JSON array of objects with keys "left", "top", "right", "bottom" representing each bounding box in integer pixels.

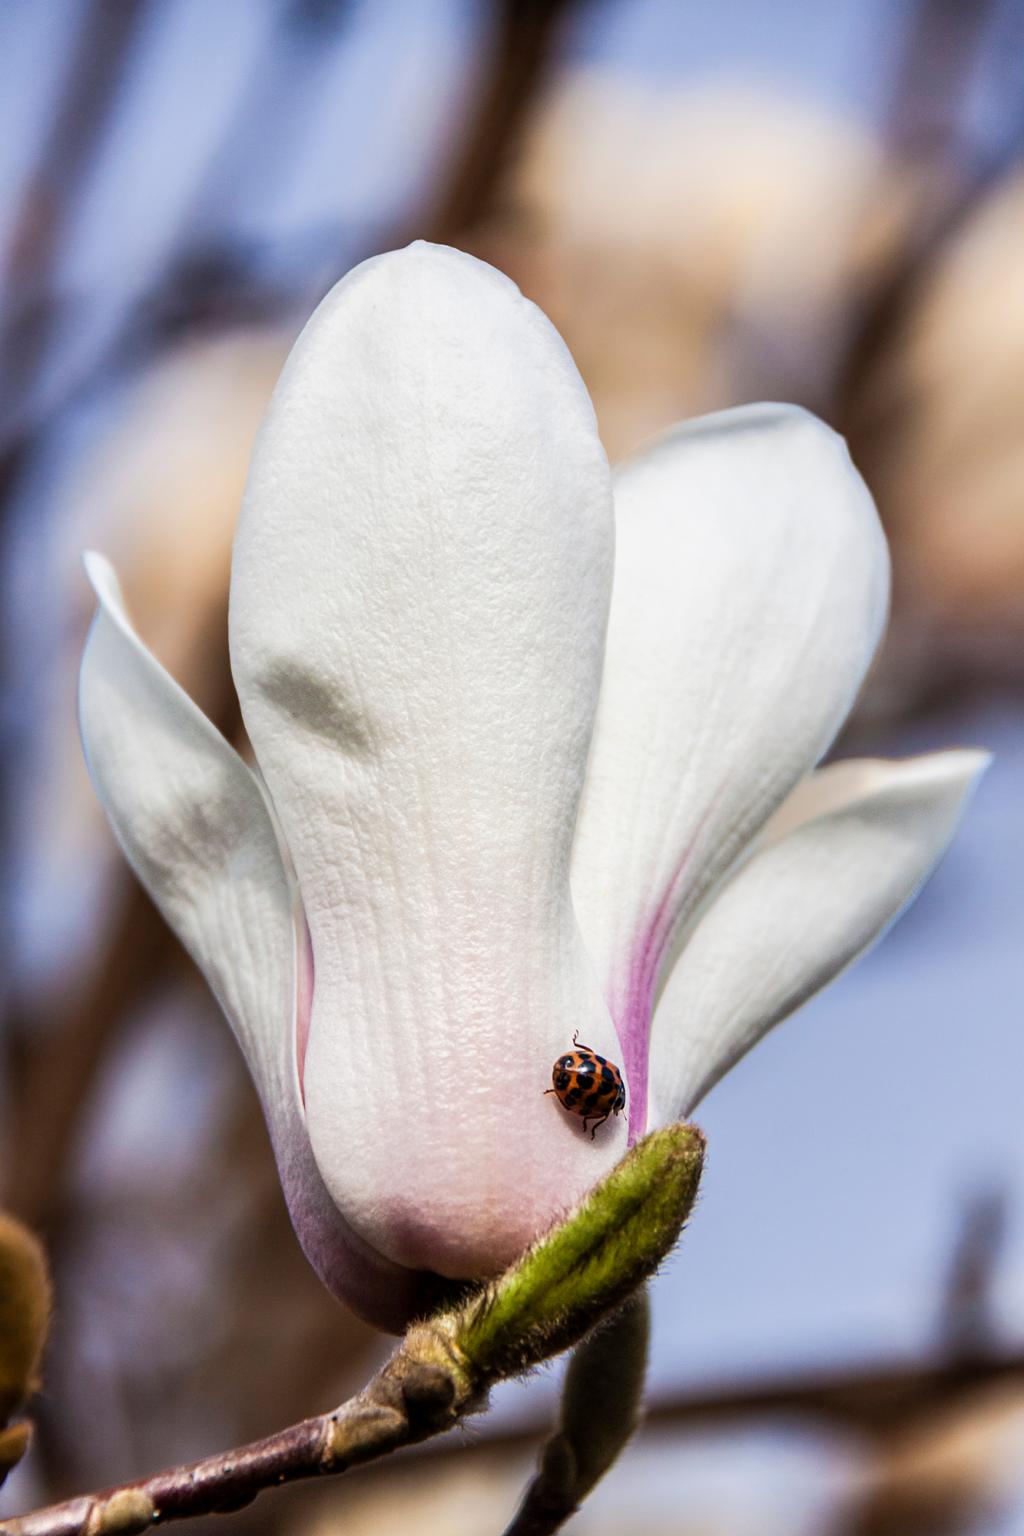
[
  {"left": 0, "top": 1319, "right": 478, "bottom": 1535},
  {"left": 2, "top": 1125, "right": 704, "bottom": 1534},
  {"left": 502, "top": 1290, "right": 651, "bottom": 1535}
]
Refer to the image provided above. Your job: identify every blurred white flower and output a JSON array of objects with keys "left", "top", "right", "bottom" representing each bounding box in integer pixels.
[
  {"left": 79, "top": 243, "right": 986, "bottom": 1330},
  {"left": 504, "top": 74, "right": 912, "bottom": 456}
]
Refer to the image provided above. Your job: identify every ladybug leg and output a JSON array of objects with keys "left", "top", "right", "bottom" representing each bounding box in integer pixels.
[
  {"left": 543, "top": 1088, "right": 557, "bottom": 1097},
  {"left": 589, "top": 1112, "right": 611, "bottom": 1140}
]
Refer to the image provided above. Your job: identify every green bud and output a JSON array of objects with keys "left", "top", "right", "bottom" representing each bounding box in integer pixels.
[
  {"left": 503, "top": 1291, "right": 651, "bottom": 1534},
  {"left": 455, "top": 1122, "right": 704, "bottom": 1381},
  {"left": 557, "top": 1289, "right": 650, "bottom": 1499}
]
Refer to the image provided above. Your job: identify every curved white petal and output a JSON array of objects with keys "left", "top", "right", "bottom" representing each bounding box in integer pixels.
[
  {"left": 79, "top": 553, "right": 437, "bottom": 1330},
  {"left": 646, "top": 749, "right": 990, "bottom": 1125},
  {"left": 571, "top": 404, "right": 890, "bottom": 1137},
  {"left": 229, "top": 243, "right": 623, "bottom": 1278}
]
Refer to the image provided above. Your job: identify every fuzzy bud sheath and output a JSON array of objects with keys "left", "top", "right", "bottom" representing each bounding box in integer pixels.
[{"left": 0, "top": 1125, "right": 702, "bottom": 1536}]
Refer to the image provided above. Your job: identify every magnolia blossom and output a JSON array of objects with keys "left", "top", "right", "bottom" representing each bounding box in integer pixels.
[{"left": 79, "top": 243, "right": 986, "bottom": 1332}]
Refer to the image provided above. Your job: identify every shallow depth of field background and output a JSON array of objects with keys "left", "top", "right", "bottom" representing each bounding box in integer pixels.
[{"left": 1, "top": 2, "right": 1023, "bottom": 1532}]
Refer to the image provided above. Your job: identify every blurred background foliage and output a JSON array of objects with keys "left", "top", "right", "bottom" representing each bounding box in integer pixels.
[{"left": 0, "top": 1, "right": 1022, "bottom": 1531}]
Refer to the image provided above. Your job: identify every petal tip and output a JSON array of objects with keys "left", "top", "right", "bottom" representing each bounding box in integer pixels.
[
  {"left": 82, "top": 547, "right": 110, "bottom": 588},
  {"left": 81, "top": 550, "right": 124, "bottom": 617},
  {"left": 925, "top": 747, "right": 994, "bottom": 820},
  {"left": 892, "top": 746, "right": 993, "bottom": 800},
  {"left": 945, "top": 746, "right": 994, "bottom": 781}
]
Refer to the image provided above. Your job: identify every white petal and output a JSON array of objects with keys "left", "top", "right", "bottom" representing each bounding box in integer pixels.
[
  {"left": 79, "top": 553, "right": 434, "bottom": 1329},
  {"left": 646, "top": 749, "right": 990, "bottom": 1124},
  {"left": 229, "top": 243, "right": 623, "bottom": 1278},
  {"left": 571, "top": 404, "right": 890, "bottom": 1137}
]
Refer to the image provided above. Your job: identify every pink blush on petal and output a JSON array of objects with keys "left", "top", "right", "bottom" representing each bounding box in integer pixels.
[
  {"left": 295, "top": 913, "right": 315, "bottom": 1100},
  {"left": 613, "top": 830, "right": 704, "bottom": 1144}
]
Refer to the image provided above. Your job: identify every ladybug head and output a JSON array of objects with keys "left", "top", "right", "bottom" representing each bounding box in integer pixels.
[
  {"left": 559, "top": 1055, "right": 575, "bottom": 1070},
  {"left": 553, "top": 1067, "right": 571, "bottom": 1090}
]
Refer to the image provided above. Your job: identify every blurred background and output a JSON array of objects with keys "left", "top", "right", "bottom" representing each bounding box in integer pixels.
[{"left": 0, "top": 0, "right": 1022, "bottom": 1531}]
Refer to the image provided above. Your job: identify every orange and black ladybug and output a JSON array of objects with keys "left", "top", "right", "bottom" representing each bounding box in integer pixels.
[{"left": 545, "top": 1031, "right": 626, "bottom": 1138}]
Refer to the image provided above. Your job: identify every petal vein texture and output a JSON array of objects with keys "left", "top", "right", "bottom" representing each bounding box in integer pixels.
[
  {"left": 78, "top": 553, "right": 431, "bottom": 1329},
  {"left": 229, "top": 244, "right": 623, "bottom": 1276},
  {"left": 572, "top": 404, "right": 890, "bottom": 1138}
]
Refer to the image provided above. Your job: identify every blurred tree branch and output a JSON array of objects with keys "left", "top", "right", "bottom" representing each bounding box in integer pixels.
[
  {"left": 0, "top": 0, "right": 147, "bottom": 538},
  {"left": 836, "top": 0, "right": 1008, "bottom": 448},
  {"left": 424, "top": 0, "right": 579, "bottom": 244},
  {"left": 2, "top": 591, "right": 241, "bottom": 1236}
]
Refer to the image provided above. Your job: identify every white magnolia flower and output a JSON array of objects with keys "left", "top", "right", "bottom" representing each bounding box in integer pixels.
[{"left": 79, "top": 243, "right": 987, "bottom": 1332}]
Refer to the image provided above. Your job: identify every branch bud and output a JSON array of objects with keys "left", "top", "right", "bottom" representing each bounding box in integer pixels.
[{"left": 454, "top": 1123, "right": 705, "bottom": 1380}]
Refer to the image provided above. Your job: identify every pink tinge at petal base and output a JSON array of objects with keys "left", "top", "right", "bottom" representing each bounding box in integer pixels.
[
  {"left": 571, "top": 406, "right": 890, "bottom": 1129},
  {"left": 269, "top": 1114, "right": 451, "bottom": 1333},
  {"left": 77, "top": 552, "right": 449, "bottom": 1331},
  {"left": 229, "top": 244, "right": 626, "bottom": 1279},
  {"left": 295, "top": 908, "right": 314, "bottom": 1100},
  {"left": 611, "top": 825, "right": 706, "bottom": 1143}
]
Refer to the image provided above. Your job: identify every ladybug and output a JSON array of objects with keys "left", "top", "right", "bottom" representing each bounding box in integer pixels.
[{"left": 545, "top": 1031, "right": 626, "bottom": 1138}]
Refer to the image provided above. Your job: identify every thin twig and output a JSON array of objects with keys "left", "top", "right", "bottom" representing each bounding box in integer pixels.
[
  {"left": 4, "top": 1125, "right": 705, "bottom": 1534},
  {"left": 833, "top": 0, "right": 1005, "bottom": 439},
  {"left": 0, "top": 1320, "right": 479, "bottom": 1535},
  {"left": 423, "top": 0, "right": 577, "bottom": 244},
  {"left": 0, "top": 0, "right": 148, "bottom": 446}
]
